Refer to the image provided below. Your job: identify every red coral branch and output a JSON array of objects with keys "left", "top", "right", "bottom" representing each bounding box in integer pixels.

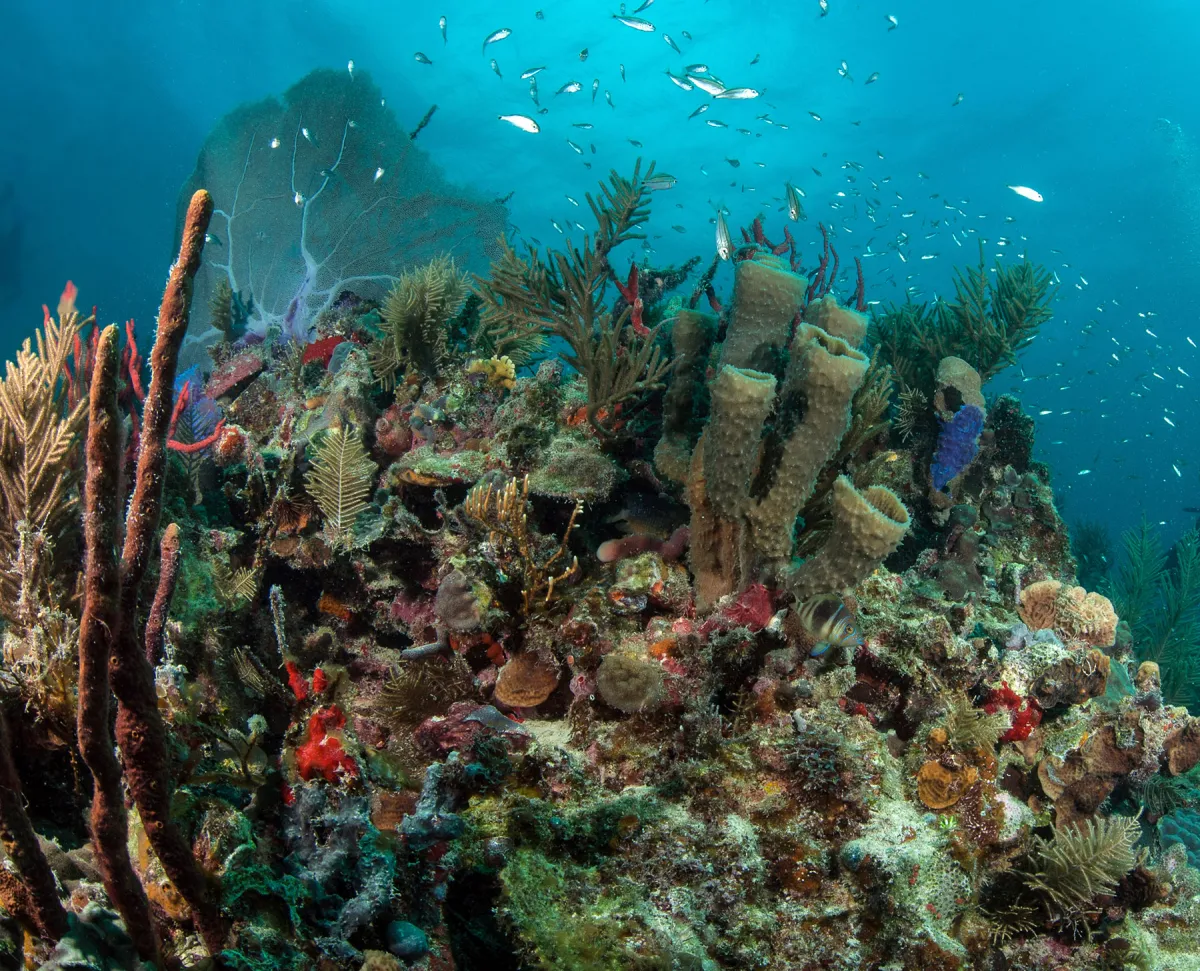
[
  {"left": 853, "top": 257, "right": 866, "bottom": 311},
  {"left": 615, "top": 264, "right": 647, "bottom": 336}
]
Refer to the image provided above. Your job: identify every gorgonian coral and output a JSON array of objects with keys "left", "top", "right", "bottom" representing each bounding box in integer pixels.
[{"left": 178, "top": 68, "right": 505, "bottom": 346}]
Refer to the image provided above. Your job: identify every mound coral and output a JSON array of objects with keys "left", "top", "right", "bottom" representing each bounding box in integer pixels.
[{"left": 1019, "top": 579, "right": 1118, "bottom": 647}]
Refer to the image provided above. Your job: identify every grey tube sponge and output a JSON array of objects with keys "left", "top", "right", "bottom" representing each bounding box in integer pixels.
[
  {"left": 743, "top": 324, "right": 868, "bottom": 563},
  {"left": 786, "top": 475, "right": 910, "bottom": 600}
]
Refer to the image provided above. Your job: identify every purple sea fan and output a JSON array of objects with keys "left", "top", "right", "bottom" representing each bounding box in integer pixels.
[
  {"left": 931, "top": 404, "right": 984, "bottom": 490},
  {"left": 176, "top": 68, "right": 506, "bottom": 346}
]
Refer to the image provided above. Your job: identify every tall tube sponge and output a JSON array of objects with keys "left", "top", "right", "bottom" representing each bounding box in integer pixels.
[
  {"left": 742, "top": 323, "right": 869, "bottom": 570},
  {"left": 786, "top": 475, "right": 911, "bottom": 601},
  {"left": 688, "top": 365, "right": 777, "bottom": 608}
]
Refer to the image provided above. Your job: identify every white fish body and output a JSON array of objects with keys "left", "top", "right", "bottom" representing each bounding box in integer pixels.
[
  {"left": 613, "top": 15, "right": 654, "bottom": 31},
  {"left": 556, "top": 81, "right": 582, "bottom": 95},
  {"left": 689, "top": 74, "right": 726, "bottom": 96},
  {"left": 715, "top": 87, "right": 760, "bottom": 100},
  {"left": 1007, "top": 184, "right": 1044, "bottom": 202},
  {"left": 716, "top": 210, "right": 732, "bottom": 260},
  {"left": 666, "top": 71, "right": 694, "bottom": 91},
  {"left": 785, "top": 182, "right": 806, "bottom": 221},
  {"left": 482, "top": 28, "right": 511, "bottom": 52},
  {"left": 347, "top": 60, "right": 354, "bottom": 79},
  {"left": 374, "top": 167, "right": 384, "bottom": 182},
  {"left": 498, "top": 114, "right": 540, "bottom": 133}
]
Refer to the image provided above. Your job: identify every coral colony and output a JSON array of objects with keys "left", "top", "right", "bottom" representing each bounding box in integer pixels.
[{"left": 1, "top": 67, "right": 1200, "bottom": 971}]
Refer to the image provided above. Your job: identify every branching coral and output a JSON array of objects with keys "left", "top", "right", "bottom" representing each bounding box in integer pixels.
[
  {"left": 464, "top": 475, "right": 581, "bottom": 615},
  {"left": 1021, "top": 814, "right": 1140, "bottom": 919},
  {"left": 368, "top": 254, "right": 469, "bottom": 386},
  {"left": 0, "top": 306, "right": 88, "bottom": 620},
  {"left": 304, "top": 425, "right": 378, "bottom": 536},
  {"left": 474, "top": 160, "right": 671, "bottom": 440},
  {"left": 867, "top": 244, "right": 1055, "bottom": 391}
]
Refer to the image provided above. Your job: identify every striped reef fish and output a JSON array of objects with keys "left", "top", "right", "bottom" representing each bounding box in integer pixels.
[{"left": 795, "top": 595, "right": 861, "bottom": 657}]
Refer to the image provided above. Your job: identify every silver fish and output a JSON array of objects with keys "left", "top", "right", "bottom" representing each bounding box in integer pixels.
[
  {"left": 952, "top": 92, "right": 964, "bottom": 106},
  {"left": 606, "top": 90, "right": 615, "bottom": 109},
  {"left": 556, "top": 80, "right": 582, "bottom": 95},
  {"left": 439, "top": 15, "right": 447, "bottom": 43},
  {"left": 688, "top": 103, "right": 709, "bottom": 120},
  {"left": 689, "top": 74, "right": 725, "bottom": 96},
  {"left": 715, "top": 87, "right": 760, "bottom": 100},
  {"left": 529, "top": 78, "right": 540, "bottom": 105},
  {"left": 865, "top": 72, "right": 880, "bottom": 84},
  {"left": 490, "top": 59, "right": 502, "bottom": 77},
  {"left": 633, "top": 0, "right": 654, "bottom": 11},
  {"left": 498, "top": 114, "right": 540, "bottom": 133},
  {"left": 567, "top": 139, "right": 583, "bottom": 154},
  {"left": 579, "top": 47, "right": 589, "bottom": 61},
  {"left": 415, "top": 52, "right": 433, "bottom": 65},
  {"left": 592, "top": 78, "right": 599, "bottom": 102},
  {"left": 520, "top": 66, "right": 546, "bottom": 79},
  {"left": 645, "top": 172, "right": 677, "bottom": 190},
  {"left": 482, "top": 28, "right": 511, "bottom": 53},
  {"left": 664, "top": 33, "right": 681, "bottom": 54},
  {"left": 666, "top": 71, "right": 694, "bottom": 91},
  {"left": 705, "top": 119, "right": 728, "bottom": 128},
  {"left": 620, "top": 63, "right": 626, "bottom": 81},
  {"left": 795, "top": 595, "right": 861, "bottom": 657},
  {"left": 613, "top": 14, "right": 654, "bottom": 31},
  {"left": 716, "top": 210, "right": 732, "bottom": 260},
  {"left": 572, "top": 122, "right": 594, "bottom": 129},
  {"left": 785, "top": 182, "right": 806, "bottom": 221},
  {"left": 686, "top": 63, "right": 708, "bottom": 73}
]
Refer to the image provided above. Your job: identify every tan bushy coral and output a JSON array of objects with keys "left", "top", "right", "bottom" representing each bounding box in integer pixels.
[{"left": 1019, "top": 579, "right": 1117, "bottom": 647}]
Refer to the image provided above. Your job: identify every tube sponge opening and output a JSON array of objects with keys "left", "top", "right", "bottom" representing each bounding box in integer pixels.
[{"left": 786, "top": 475, "right": 910, "bottom": 601}]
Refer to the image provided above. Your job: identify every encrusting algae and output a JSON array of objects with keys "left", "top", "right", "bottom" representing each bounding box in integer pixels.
[{"left": 0, "top": 72, "right": 1198, "bottom": 971}]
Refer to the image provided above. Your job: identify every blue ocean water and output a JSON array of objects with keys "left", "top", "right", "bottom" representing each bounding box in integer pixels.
[{"left": 2, "top": 0, "right": 1198, "bottom": 547}]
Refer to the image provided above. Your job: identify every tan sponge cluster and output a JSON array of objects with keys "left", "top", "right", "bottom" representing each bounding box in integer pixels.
[
  {"left": 681, "top": 253, "right": 909, "bottom": 606},
  {"left": 1018, "top": 579, "right": 1118, "bottom": 647}
]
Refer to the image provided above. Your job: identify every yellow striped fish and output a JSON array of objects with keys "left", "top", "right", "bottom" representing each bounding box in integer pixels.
[{"left": 795, "top": 595, "right": 861, "bottom": 657}]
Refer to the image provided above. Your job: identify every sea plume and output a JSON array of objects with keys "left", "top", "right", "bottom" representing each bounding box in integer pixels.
[{"left": 178, "top": 68, "right": 505, "bottom": 346}]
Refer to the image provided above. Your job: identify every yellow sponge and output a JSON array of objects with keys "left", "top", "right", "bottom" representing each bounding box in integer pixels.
[{"left": 787, "top": 475, "right": 910, "bottom": 600}]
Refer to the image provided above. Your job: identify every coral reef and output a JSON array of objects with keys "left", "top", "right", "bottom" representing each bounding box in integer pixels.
[{"left": 2, "top": 151, "right": 1199, "bottom": 971}]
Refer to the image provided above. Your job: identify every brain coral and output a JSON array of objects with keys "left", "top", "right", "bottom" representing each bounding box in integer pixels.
[{"left": 1019, "top": 579, "right": 1117, "bottom": 647}]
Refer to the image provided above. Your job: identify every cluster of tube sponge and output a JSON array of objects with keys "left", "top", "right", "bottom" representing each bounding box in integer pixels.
[{"left": 661, "top": 252, "right": 910, "bottom": 608}]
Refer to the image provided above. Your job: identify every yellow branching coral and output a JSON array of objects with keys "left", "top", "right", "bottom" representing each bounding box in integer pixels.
[
  {"left": 370, "top": 254, "right": 469, "bottom": 386},
  {"left": 464, "top": 475, "right": 581, "bottom": 614},
  {"left": 467, "top": 355, "right": 517, "bottom": 391},
  {"left": 0, "top": 308, "right": 88, "bottom": 620}
]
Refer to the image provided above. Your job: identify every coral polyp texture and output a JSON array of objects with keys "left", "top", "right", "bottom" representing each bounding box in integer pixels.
[{"left": 2, "top": 138, "right": 1199, "bottom": 971}]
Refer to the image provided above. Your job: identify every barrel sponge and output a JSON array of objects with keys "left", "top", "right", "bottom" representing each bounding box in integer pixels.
[
  {"left": 1019, "top": 579, "right": 1118, "bottom": 647},
  {"left": 787, "top": 475, "right": 910, "bottom": 600},
  {"left": 703, "top": 365, "right": 776, "bottom": 520},
  {"left": 720, "top": 256, "right": 807, "bottom": 370},
  {"left": 743, "top": 325, "right": 869, "bottom": 561},
  {"left": 935, "top": 356, "right": 985, "bottom": 413},
  {"left": 803, "top": 293, "right": 867, "bottom": 348}
]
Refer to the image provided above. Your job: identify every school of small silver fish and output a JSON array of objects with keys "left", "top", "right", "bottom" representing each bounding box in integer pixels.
[{"left": 376, "top": 3, "right": 1194, "bottom": 508}]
